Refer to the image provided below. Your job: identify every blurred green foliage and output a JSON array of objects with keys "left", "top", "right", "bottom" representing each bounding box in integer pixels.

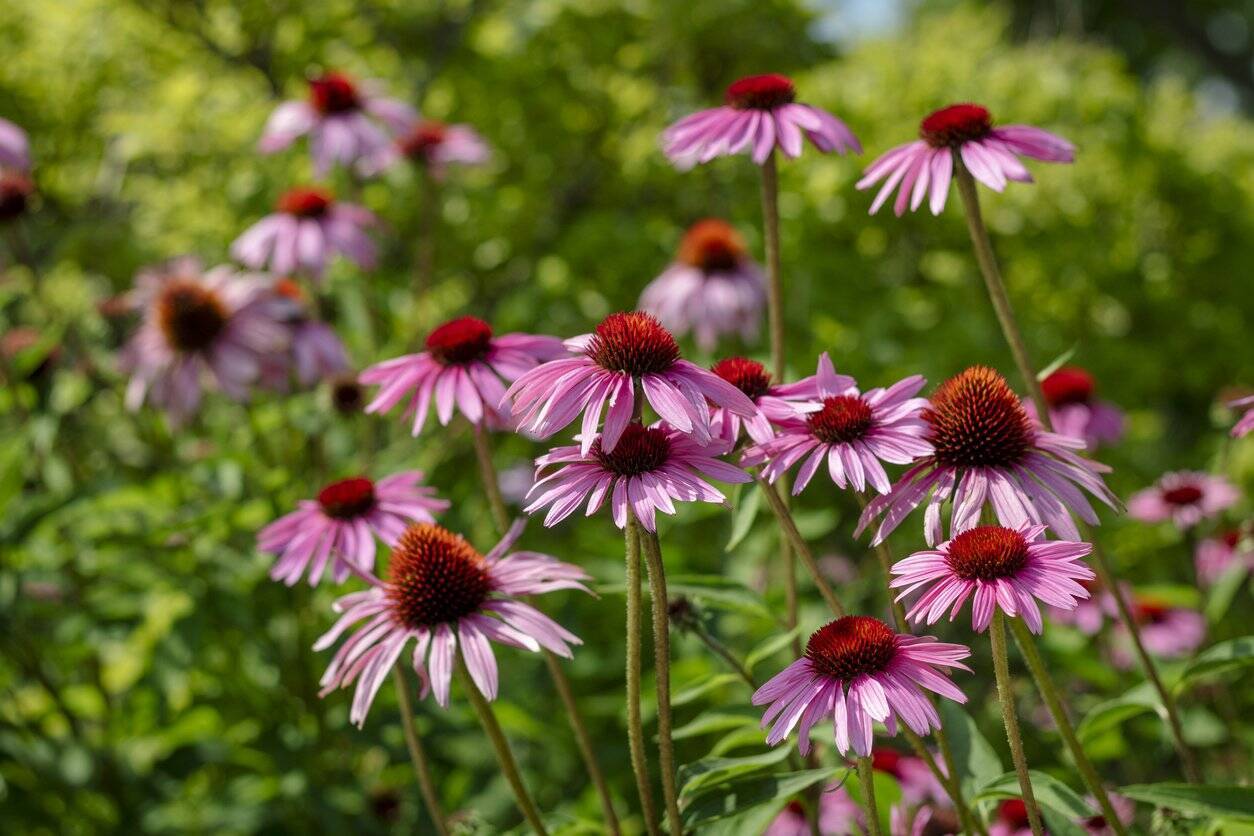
[{"left": 1, "top": 0, "right": 1251, "bottom": 833}]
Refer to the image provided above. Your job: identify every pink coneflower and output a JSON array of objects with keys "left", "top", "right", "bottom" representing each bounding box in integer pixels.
[
  {"left": 0, "top": 169, "right": 34, "bottom": 222},
  {"left": 752, "top": 615, "right": 970, "bottom": 758},
  {"left": 231, "top": 187, "right": 378, "bottom": 279},
  {"left": 258, "top": 472, "right": 449, "bottom": 586},
  {"left": 857, "top": 366, "right": 1119, "bottom": 546},
  {"left": 315, "top": 521, "right": 589, "bottom": 724},
  {"left": 764, "top": 790, "right": 863, "bottom": 836},
  {"left": 1112, "top": 597, "right": 1205, "bottom": 667},
  {"left": 0, "top": 117, "right": 30, "bottom": 171},
  {"left": 707, "top": 355, "right": 823, "bottom": 445},
  {"left": 361, "top": 316, "right": 564, "bottom": 433},
  {"left": 363, "top": 119, "right": 491, "bottom": 179},
  {"left": 120, "top": 258, "right": 289, "bottom": 422},
  {"left": 504, "top": 312, "right": 758, "bottom": 454},
  {"left": 869, "top": 748, "right": 946, "bottom": 806},
  {"left": 258, "top": 71, "right": 416, "bottom": 175},
  {"left": 743, "top": 360, "right": 931, "bottom": 495},
  {"left": 268, "top": 278, "right": 349, "bottom": 387},
  {"left": 1127, "top": 471, "right": 1239, "bottom": 530},
  {"left": 892, "top": 523, "right": 1095, "bottom": 634},
  {"left": 525, "top": 422, "right": 750, "bottom": 531},
  {"left": 1229, "top": 395, "right": 1254, "bottom": 438},
  {"left": 1025, "top": 366, "right": 1124, "bottom": 451},
  {"left": 896, "top": 805, "right": 963, "bottom": 836},
  {"left": 1081, "top": 792, "right": 1136, "bottom": 835},
  {"left": 638, "top": 219, "right": 767, "bottom": 351},
  {"left": 1195, "top": 528, "right": 1253, "bottom": 585},
  {"left": 662, "top": 73, "right": 860, "bottom": 168},
  {"left": 1046, "top": 578, "right": 1108, "bottom": 635},
  {"left": 857, "top": 103, "right": 1074, "bottom": 216}
]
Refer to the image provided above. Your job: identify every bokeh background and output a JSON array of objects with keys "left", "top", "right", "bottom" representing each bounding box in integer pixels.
[{"left": 1, "top": 0, "right": 1251, "bottom": 832}]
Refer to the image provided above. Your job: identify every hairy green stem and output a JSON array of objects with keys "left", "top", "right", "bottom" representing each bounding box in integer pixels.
[
  {"left": 856, "top": 756, "right": 885, "bottom": 836},
  {"left": 990, "top": 612, "right": 1044, "bottom": 836},
  {"left": 392, "top": 667, "right": 450, "bottom": 836},
  {"left": 755, "top": 475, "right": 845, "bottom": 617},
  {"left": 624, "top": 517, "right": 660, "bottom": 836},
  {"left": 640, "top": 529, "right": 683, "bottom": 836}
]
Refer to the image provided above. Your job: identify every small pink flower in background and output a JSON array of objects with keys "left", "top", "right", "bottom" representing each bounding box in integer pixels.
[
  {"left": 896, "top": 804, "right": 963, "bottom": 836},
  {"left": 752, "top": 615, "right": 970, "bottom": 758},
  {"left": 638, "top": 219, "right": 767, "bottom": 351},
  {"left": 503, "top": 312, "right": 758, "bottom": 454},
  {"left": 743, "top": 358, "right": 931, "bottom": 495},
  {"left": 120, "top": 257, "right": 289, "bottom": 423},
  {"left": 262, "top": 278, "right": 349, "bottom": 388},
  {"left": 892, "top": 523, "right": 1094, "bottom": 634},
  {"left": 1228, "top": 394, "right": 1254, "bottom": 438},
  {"left": 361, "top": 316, "right": 564, "bottom": 434},
  {"left": 857, "top": 103, "right": 1074, "bottom": 216},
  {"left": 1195, "top": 528, "right": 1253, "bottom": 585},
  {"left": 231, "top": 187, "right": 378, "bottom": 279},
  {"left": 526, "top": 422, "right": 750, "bottom": 531},
  {"left": 858, "top": 366, "right": 1119, "bottom": 546},
  {"left": 1081, "top": 792, "right": 1136, "bottom": 834},
  {"left": 662, "top": 73, "right": 860, "bottom": 168},
  {"left": 0, "top": 169, "right": 34, "bottom": 222},
  {"left": 707, "top": 355, "right": 822, "bottom": 445},
  {"left": 258, "top": 472, "right": 448, "bottom": 586},
  {"left": 990, "top": 798, "right": 1032, "bottom": 836},
  {"left": 868, "top": 748, "right": 946, "bottom": 806},
  {"left": 1112, "top": 596, "right": 1205, "bottom": 667},
  {"left": 1127, "top": 471, "right": 1239, "bottom": 530},
  {"left": 258, "top": 71, "right": 416, "bottom": 175},
  {"left": 363, "top": 119, "right": 491, "bottom": 178},
  {"left": 1026, "top": 366, "right": 1124, "bottom": 451},
  {"left": 1046, "top": 577, "right": 1108, "bottom": 635},
  {"left": 0, "top": 117, "right": 30, "bottom": 171},
  {"left": 316, "top": 521, "right": 589, "bottom": 724},
  {"left": 764, "top": 790, "right": 863, "bottom": 836}
]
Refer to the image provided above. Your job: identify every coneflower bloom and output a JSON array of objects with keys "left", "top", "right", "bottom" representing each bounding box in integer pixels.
[
  {"left": 1046, "top": 578, "right": 1108, "bottom": 635},
  {"left": 707, "top": 355, "right": 823, "bottom": 445},
  {"left": 764, "top": 790, "right": 862, "bottom": 836},
  {"left": 231, "top": 187, "right": 378, "bottom": 279},
  {"left": 1081, "top": 792, "right": 1136, "bottom": 835},
  {"left": 269, "top": 278, "right": 349, "bottom": 387},
  {"left": 504, "top": 312, "right": 758, "bottom": 454},
  {"left": 362, "top": 119, "right": 491, "bottom": 179},
  {"left": 1195, "top": 528, "right": 1252, "bottom": 585},
  {"left": 315, "top": 521, "right": 589, "bottom": 724},
  {"left": 361, "top": 316, "right": 564, "bottom": 433},
  {"left": 891, "top": 523, "right": 1095, "bottom": 634},
  {"left": 0, "top": 117, "right": 29, "bottom": 171},
  {"left": 1229, "top": 395, "right": 1254, "bottom": 438},
  {"left": 867, "top": 748, "right": 946, "bottom": 806},
  {"left": 1112, "top": 597, "right": 1205, "bottom": 667},
  {"left": 752, "top": 615, "right": 970, "bottom": 757},
  {"left": 896, "top": 805, "right": 963, "bottom": 836},
  {"left": 258, "top": 472, "right": 449, "bottom": 586},
  {"left": 857, "top": 103, "right": 1074, "bottom": 216},
  {"left": 525, "top": 422, "right": 750, "bottom": 531},
  {"left": 0, "top": 170, "right": 34, "bottom": 222},
  {"left": 258, "top": 71, "right": 416, "bottom": 175},
  {"left": 638, "top": 219, "right": 767, "bottom": 351},
  {"left": 1026, "top": 366, "right": 1124, "bottom": 451},
  {"left": 1127, "top": 471, "right": 1238, "bottom": 530},
  {"left": 662, "top": 73, "right": 860, "bottom": 168},
  {"left": 856, "top": 366, "right": 1119, "bottom": 546},
  {"left": 743, "top": 361, "right": 931, "bottom": 495},
  {"left": 120, "top": 258, "right": 289, "bottom": 422},
  {"left": 989, "top": 799, "right": 1033, "bottom": 836}
]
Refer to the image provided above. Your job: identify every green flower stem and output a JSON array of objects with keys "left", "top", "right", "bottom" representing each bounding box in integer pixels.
[
  {"left": 392, "top": 667, "right": 450, "bottom": 836},
  {"left": 990, "top": 612, "right": 1045, "bottom": 836},
  {"left": 901, "top": 726, "right": 987, "bottom": 836},
  {"left": 856, "top": 756, "right": 885, "bottom": 836},
  {"left": 639, "top": 529, "right": 684, "bottom": 836},
  {"left": 755, "top": 475, "right": 845, "bottom": 617},
  {"left": 624, "top": 517, "right": 661, "bottom": 836}
]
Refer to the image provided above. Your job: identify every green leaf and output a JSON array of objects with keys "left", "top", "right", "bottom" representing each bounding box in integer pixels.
[
  {"left": 976, "top": 770, "right": 1092, "bottom": 832},
  {"left": 745, "top": 627, "right": 802, "bottom": 673},
  {"left": 1204, "top": 564, "right": 1249, "bottom": 624},
  {"left": 710, "top": 726, "right": 772, "bottom": 757},
  {"left": 726, "top": 483, "right": 761, "bottom": 552},
  {"left": 1076, "top": 683, "right": 1161, "bottom": 744},
  {"left": 672, "top": 707, "right": 760, "bottom": 741},
  {"left": 1119, "top": 783, "right": 1254, "bottom": 823},
  {"left": 664, "top": 575, "right": 774, "bottom": 620},
  {"left": 938, "top": 700, "right": 1003, "bottom": 795},
  {"left": 680, "top": 767, "right": 840, "bottom": 828},
  {"left": 678, "top": 747, "right": 793, "bottom": 800},
  {"left": 1176, "top": 636, "right": 1254, "bottom": 690}
]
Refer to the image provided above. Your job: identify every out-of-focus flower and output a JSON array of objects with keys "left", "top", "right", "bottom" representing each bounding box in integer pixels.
[
  {"left": 1227, "top": 394, "right": 1254, "bottom": 438},
  {"left": 763, "top": 789, "right": 864, "bottom": 836},
  {"left": 989, "top": 798, "right": 1033, "bottom": 836},
  {"left": 329, "top": 373, "right": 366, "bottom": 415},
  {"left": 0, "top": 169, "right": 34, "bottom": 222},
  {"left": 869, "top": 747, "right": 946, "bottom": 806},
  {"left": 232, "top": 187, "right": 377, "bottom": 279},
  {"left": 264, "top": 278, "right": 349, "bottom": 388},
  {"left": 1195, "top": 528, "right": 1253, "bottom": 585},
  {"left": 708, "top": 355, "right": 823, "bottom": 445},
  {"left": 1025, "top": 366, "right": 1124, "bottom": 451},
  {"left": 0, "top": 117, "right": 30, "bottom": 171},
  {"left": 1112, "top": 596, "right": 1205, "bottom": 667},
  {"left": 1127, "top": 471, "right": 1239, "bottom": 530},
  {"left": 1080, "top": 792, "right": 1136, "bottom": 834},
  {"left": 363, "top": 119, "right": 491, "bottom": 179}
]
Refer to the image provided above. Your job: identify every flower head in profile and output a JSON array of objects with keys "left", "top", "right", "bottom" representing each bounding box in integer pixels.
[
  {"left": 1195, "top": 528, "right": 1253, "bottom": 586},
  {"left": 232, "top": 187, "right": 377, "bottom": 280},
  {"left": 504, "top": 312, "right": 758, "bottom": 454},
  {"left": 857, "top": 366, "right": 1119, "bottom": 546},
  {"left": 363, "top": 119, "right": 491, "bottom": 179},
  {"left": 1026, "top": 366, "right": 1124, "bottom": 451},
  {"left": 1229, "top": 394, "right": 1254, "bottom": 438},
  {"left": 258, "top": 472, "right": 448, "bottom": 586},
  {"left": 1127, "top": 471, "right": 1238, "bottom": 530},
  {"left": 638, "top": 219, "right": 767, "bottom": 351},
  {"left": 857, "top": 103, "right": 1074, "bottom": 216},
  {"left": 361, "top": 316, "right": 564, "bottom": 434},
  {"left": 752, "top": 615, "right": 970, "bottom": 757},
  {"left": 316, "top": 521, "right": 589, "bottom": 724},
  {"left": 1112, "top": 596, "right": 1205, "bottom": 668},
  {"left": 264, "top": 278, "right": 349, "bottom": 387},
  {"left": 743, "top": 358, "right": 931, "bottom": 495},
  {"left": 526, "top": 422, "right": 750, "bottom": 531},
  {"left": 258, "top": 71, "right": 416, "bottom": 175},
  {"left": 892, "top": 523, "right": 1094, "bottom": 634},
  {"left": 706, "top": 355, "right": 824, "bottom": 445},
  {"left": 0, "top": 169, "right": 34, "bottom": 222},
  {"left": 0, "top": 117, "right": 30, "bottom": 172},
  {"left": 662, "top": 73, "right": 860, "bottom": 169},
  {"left": 120, "top": 258, "right": 289, "bottom": 423}
]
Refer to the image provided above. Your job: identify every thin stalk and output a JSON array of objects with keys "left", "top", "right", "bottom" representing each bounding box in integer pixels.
[
  {"left": 755, "top": 475, "right": 845, "bottom": 617},
  {"left": 416, "top": 166, "right": 438, "bottom": 294},
  {"left": 854, "top": 493, "right": 908, "bottom": 630},
  {"left": 457, "top": 658, "right": 549, "bottom": 835},
  {"left": 1008, "top": 619, "right": 1127, "bottom": 836},
  {"left": 856, "top": 756, "right": 885, "bottom": 836},
  {"left": 901, "top": 726, "right": 986, "bottom": 836},
  {"left": 625, "top": 517, "right": 660, "bottom": 836},
  {"left": 990, "top": 612, "right": 1044, "bottom": 836},
  {"left": 639, "top": 529, "right": 683, "bottom": 836},
  {"left": 934, "top": 721, "right": 989, "bottom": 836},
  {"left": 470, "top": 421, "right": 621, "bottom": 832},
  {"left": 392, "top": 667, "right": 450, "bottom": 836},
  {"left": 691, "top": 621, "right": 755, "bottom": 688}
]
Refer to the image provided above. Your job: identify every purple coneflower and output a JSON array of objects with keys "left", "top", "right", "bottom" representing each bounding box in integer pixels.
[
  {"left": 504, "top": 312, "right": 758, "bottom": 454},
  {"left": 315, "top": 521, "right": 588, "bottom": 724},
  {"left": 1127, "top": 471, "right": 1238, "bottom": 530},
  {"left": 891, "top": 523, "right": 1095, "bottom": 634},
  {"left": 1112, "top": 596, "right": 1205, "bottom": 667},
  {"left": 231, "top": 187, "right": 378, "bottom": 279},
  {"left": 764, "top": 790, "right": 862, "bottom": 836},
  {"left": 361, "top": 316, "right": 564, "bottom": 433},
  {"left": 363, "top": 119, "right": 491, "bottom": 179},
  {"left": 258, "top": 472, "right": 449, "bottom": 586},
  {"left": 752, "top": 615, "right": 970, "bottom": 758},
  {"left": 857, "top": 366, "right": 1119, "bottom": 546},
  {"left": 1026, "top": 366, "right": 1124, "bottom": 451},
  {"left": 1229, "top": 394, "right": 1254, "bottom": 438},
  {"left": 743, "top": 359, "right": 931, "bottom": 495},
  {"left": 1195, "top": 528, "right": 1252, "bottom": 585},
  {"left": 662, "top": 73, "right": 860, "bottom": 168},
  {"left": 869, "top": 748, "right": 946, "bottom": 806},
  {"left": 525, "top": 422, "right": 750, "bottom": 531},
  {"left": 1081, "top": 792, "right": 1136, "bottom": 835},
  {"left": 857, "top": 103, "right": 1074, "bottom": 215},
  {"left": 120, "top": 258, "right": 289, "bottom": 422},
  {"left": 258, "top": 71, "right": 416, "bottom": 175},
  {"left": 0, "top": 169, "right": 33, "bottom": 222},
  {"left": 0, "top": 117, "right": 29, "bottom": 171},
  {"left": 707, "top": 355, "right": 821, "bottom": 445},
  {"left": 268, "top": 278, "right": 349, "bottom": 387},
  {"left": 638, "top": 219, "right": 767, "bottom": 351}
]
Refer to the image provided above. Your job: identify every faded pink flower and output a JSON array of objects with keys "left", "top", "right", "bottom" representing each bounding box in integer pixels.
[
  {"left": 1127, "top": 471, "right": 1239, "bottom": 530},
  {"left": 232, "top": 187, "right": 377, "bottom": 280}
]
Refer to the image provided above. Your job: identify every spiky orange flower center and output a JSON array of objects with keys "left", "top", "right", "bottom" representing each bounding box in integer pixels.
[
  {"left": 386, "top": 523, "right": 493, "bottom": 628},
  {"left": 808, "top": 394, "right": 873, "bottom": 444},
  {"left": 317, "top": 477, "right": 376, "bottom": 519},
  {"left": 586, "top": 312, "right": 680, "bottom": 376},
  {"left": 711, "top": 356, "right": 771, "bottom": 401},
  {"left": 425, "top": 316, "right": 493, "bottom": 365},
  {"left": 924, "top": 366, "right": 1033, "bottom": 468},
  {"left": 157, "top": 281, "right": 227, "bottom": 352},
  {"left": 592, "top": 423, "right": 671, "bottom": 476},
  {"left": 1042, "top": 366, "right": 1095, "bottom": 407},
  {"left": 805, "top": 615, "right": 898, "bottom": 681},
  {"left": 920, "top": 103, "right": 992, "bottom": 148},
  {"left": 945, "top": 526, "right": 1029, "bottom": 581},
  {"left": 678, "top": 219, "right": 746, "bottom": 272}
]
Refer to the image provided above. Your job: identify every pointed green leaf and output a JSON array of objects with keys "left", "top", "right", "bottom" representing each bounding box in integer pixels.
[{"left": 1119, "top": 783, "right": 1254, "bottom": 823}]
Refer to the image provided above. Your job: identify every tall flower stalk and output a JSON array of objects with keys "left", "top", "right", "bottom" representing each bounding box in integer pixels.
[
  {"left": 624, "top": 515, "right": 659, "bottom": 835},
  {"left": 990, "top": 611, "right": 1045, "bottom": 836},
  {"left": 855, "top": 756, "right": 885, "bottom": 836},
  {"left": 392, "top": 667, "right": 450, "bottom": 836},
  {"left": 639, "top": 529, "right": 683, "bottom": 836}
]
